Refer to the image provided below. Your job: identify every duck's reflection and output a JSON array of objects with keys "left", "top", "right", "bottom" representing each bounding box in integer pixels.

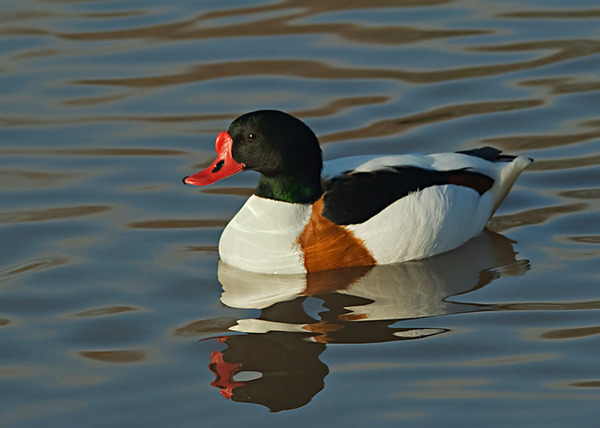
[{"left": 206, "top": 230, "right": 528, "bottom": 411}]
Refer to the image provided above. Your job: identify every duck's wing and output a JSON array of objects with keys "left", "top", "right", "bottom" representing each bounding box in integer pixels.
[
  {"left": 322, "top": 165, "right": 494, "bottom": 226},
  {"left": 321, "top": 147, "right": 526, "bottom": 226}
]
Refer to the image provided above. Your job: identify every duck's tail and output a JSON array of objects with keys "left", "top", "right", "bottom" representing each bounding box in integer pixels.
[{"left": 489, "top": 153, "right": 533, "bottom": 214}]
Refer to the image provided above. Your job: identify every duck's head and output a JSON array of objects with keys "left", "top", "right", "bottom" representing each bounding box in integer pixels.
[{"left": 184, "top": 110, "right": 323, "bottom": 203}]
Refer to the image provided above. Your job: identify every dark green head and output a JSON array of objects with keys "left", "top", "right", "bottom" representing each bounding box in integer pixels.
[{"left": 229, "top": 110, "right": 323, "bottom": 203}]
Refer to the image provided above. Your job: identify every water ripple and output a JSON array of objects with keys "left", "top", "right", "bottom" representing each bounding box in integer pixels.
[
  {"left": 128, "top": 219, "right": 228, "bottom": 229},
  {"left": 77, "top": 350, "right": 147, "bottom": 363},
  {"left": 0, "top": 256, "right": 68, "bottom": 282},
  {"left": 72, "top": 306, "right": 141, "bottom": 318},
  {"left": 1, "top": 0, "right": 600, "bottom": 424},
  {"left": 0, "top": 206, "right": 110, "bottom": 224}
]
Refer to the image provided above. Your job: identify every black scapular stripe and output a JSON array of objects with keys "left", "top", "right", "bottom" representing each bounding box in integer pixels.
[
  {"left": 457, "top": 146, "right": 516, "bottom": 162},
  {"left": 322, "top": 166, "right": 494, "bottom": 226}
]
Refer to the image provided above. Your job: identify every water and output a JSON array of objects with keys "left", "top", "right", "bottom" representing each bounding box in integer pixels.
[{"left": 1, "top": 0, "right": 599, "bottom": 426}]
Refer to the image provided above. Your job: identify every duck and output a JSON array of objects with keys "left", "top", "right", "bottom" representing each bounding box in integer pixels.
[{"left": 184, "top": 110, "right": 532, "bottom": 274}]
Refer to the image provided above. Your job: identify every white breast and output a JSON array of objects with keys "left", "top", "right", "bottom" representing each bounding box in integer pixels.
[{"left": 218, "top": 195, "right": 311, "bottom": 274}]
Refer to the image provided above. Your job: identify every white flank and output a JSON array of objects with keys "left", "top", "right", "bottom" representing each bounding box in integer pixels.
[
  {"left": 218, "top": 195, "right": 311, "bottom": 274},
  {"left": 346, "top": 153, "right": 532, "bottom": 264},
  {"left": 348, "top": 185, "right": 491, "bottom": 263}
]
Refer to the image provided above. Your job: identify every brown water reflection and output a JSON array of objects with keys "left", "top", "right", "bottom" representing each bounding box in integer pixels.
[
  {"left": 488, "top": 203, "right": 587, "bottom": 232},
  {"left": 568, "top": 236, "right": 600, "bottom": 244},
  {"left": 0, "top": 256, "right": 68, "bottom": 281},
  {"left": 498, "top": 301, "right": 600, "bottom": 311},
  {"left": 541, "top": 326, "right": 600, "bottom": 340},
  {"left": 128, "top": 219, "right": 228, "bottom": 229},
  {"left": 78, "top": 350, "right": 147, "bottom": 363},
  {"left": 184, "top": 245, "right": 219, "bottom": 253},
  {"left": 521, "top": 77, "right": 600, "bottom": 95},
  {"left": 570, "top": 381, "right": 600, "bottom": 388},
  {"left": 560, "top": 188, "right": 600, "bottom": 199},
  {"left": 322, "top": 99, "right": 543, "bottom": 143},
  {"left": 200, "top": 187, "right": 254, "bottom": 197},
  {"left": 499, "top": 9, "right": 600, "bottom": 19},
  {"left": 175, "top": 318, "right": 239, "bottom": 336},
  {"left": 0, "top": 206, "right": 110, "bottom": 224},
  {"left": 485, "top": 124, "right": 600, "bottom": 151},
  {"left": 49, "top": 148, "right": 186, "bottom": 157},
  {"left": 0, "top": 170, "right": 77, "bottom": 190},
  {"left": 73, "top": 306, "right": 140, "bottom": 318}
]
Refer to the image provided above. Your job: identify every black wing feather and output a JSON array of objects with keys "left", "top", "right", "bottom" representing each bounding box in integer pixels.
[{"left": 457, "top": 146, "right": 516, "bottom": 162}]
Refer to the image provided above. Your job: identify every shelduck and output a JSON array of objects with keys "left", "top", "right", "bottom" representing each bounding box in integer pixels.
[{"left": 184, "top": 110, "right": 531, "bottom": 274}]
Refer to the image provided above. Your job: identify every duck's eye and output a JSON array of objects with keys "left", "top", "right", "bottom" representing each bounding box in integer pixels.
[{"left": 247, "top": 133, "right": 257, "bottom": 140}]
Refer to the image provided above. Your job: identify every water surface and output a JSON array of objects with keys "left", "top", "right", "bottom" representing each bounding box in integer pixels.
[{"left": 1, "top": 0, "right": 600, "bottom": 426}]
